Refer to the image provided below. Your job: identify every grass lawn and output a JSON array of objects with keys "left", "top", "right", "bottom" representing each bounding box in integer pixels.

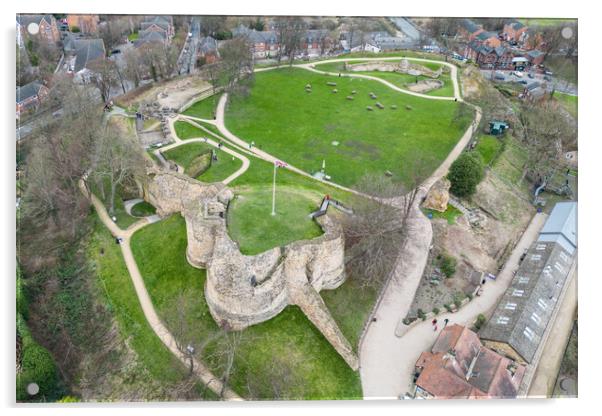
[
  {"left": 131, "top": 201, "right": 156, "bottom": 217},
  {"left": 131, "top": 215, "right": 362, "bottom": 399},
  {"left": 422, "top": 205, "right": 463, "bottom": 225},
  {"left": 225, "top": 67, "right": 472, "bottom": 189},
  {"left": 475, "top": 135, "right": 504, "bottom": 166},
  {"left": 89, "top": 179, "right": 139, "bottom": 229},
  {"left": 174, "top": 120, "right": 205, "bottom": 140},
  {"left": 554, "top": 92, "right": 578, "bottom": 118},
  {"left": 182, "top": 95, "right": 219, "bottom": 120},
  {"left": 127, "top": 32, "right": 139, "bottom": 41},
  {"left": 163, "top": 142, "right": 212, "bottom": 171},
  {"left": 314, "top": 60, "right": 453, "bottom": 97},
  {"left": 87, "top": 219, "right": 209, "bottom": 395},
  {"left": 518, "top": 18, "right": 576, "bottom": 27},
  {"left": 227, "top": 186, "right": 324, "bottom": 255},
  {"left": 163, "top": 142, "right": 243, "bottom": 183}
]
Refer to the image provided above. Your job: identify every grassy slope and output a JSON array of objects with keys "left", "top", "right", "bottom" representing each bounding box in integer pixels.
[
  {"left": 131, "top": 201, "right": 156, "bottom": 217},
  {"left": 225, "top": 67, "right": 472, "bottom": 189},
  {"left": 227, "top": 186, "right": 323, "bottom": 255},
  {"left": 162, "top": 142, "right": 243, "bottom": 183},
  {"left": 476, "top": 135, "right": 503, "bottom": 166},
  {"left": 182, "top": 95, "right": 219, "bottom": 119},
  {"left": 554, "top": 92, "right": 578, "bottom": 118},
  {"left": 163, "top": 142, "right": 212, "bottom": 170},
  {"left": 130, "top": 215, "right": 362, "bottom": 400}
]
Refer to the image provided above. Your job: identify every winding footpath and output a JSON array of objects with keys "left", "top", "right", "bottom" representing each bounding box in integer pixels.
[{"left": 93, "top": 56, "right": 480, "bottom": 401}]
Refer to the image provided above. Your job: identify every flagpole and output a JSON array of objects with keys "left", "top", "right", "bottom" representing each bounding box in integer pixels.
[{"left": 271, "top": 162, "right": 277, "bottom": 216}]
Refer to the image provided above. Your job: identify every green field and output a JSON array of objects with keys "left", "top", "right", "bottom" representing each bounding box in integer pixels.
[
  {"left": 130, "top": 215, "right": 362, "bottom": 400},
  {"left": 225, "top": 67, "right": 472, "bottom": 189},
  {"left": 183, "top": 95, "right": 219, "bottom": 120},
  {"left": 422, "top": 205, "right": 463, "bottom": 225},
  {"left": 313, "top": 60, "right": 454, "bottom": 97},
  {"left": 518, "top": 18, "right": 577, "bottom": 27},
  {"left": 227, "top": 186, "right": 324, "bottom": 255},
  {"left": 131, "top": 201, "right": 156, "bottom": 217},
  {"left": 163, "top": 142, "right": 212, "bottom": 170}
]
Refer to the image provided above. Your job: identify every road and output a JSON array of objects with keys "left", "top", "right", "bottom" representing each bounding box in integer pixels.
[
  {"left": 480, "top": 69, "right": 578, "bottom": 95},
  {"left": 360, "top": 211, "right": 548, "bottom": 399},
  {"left": 176, "top": 17, "right": 201, "bottom": 76}
]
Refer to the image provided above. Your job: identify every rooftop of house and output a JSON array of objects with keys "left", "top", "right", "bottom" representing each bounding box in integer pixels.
[
  {"left": 135, "top": 30, "right": 168, "bottom": 47},
  {"left": 506, "top": 20, "right": 526, "bottom": 30},
  {"left": 16, "top": 81, "right": 44, "bottom": 104},
  {"left": 16, "top": 14, "right": 55, "bottom": 28},
  {"left": 199, "top": 36, "right": 218, "bottom": 53},
  {"left": 415, "top": 325, "right": 525, "bottom": 398},
  {"left": 460, "top": 18, "right": 482, "bottom": 34},
  {"left": 140, "top": 21, "right": 171, "bottom": 33},
  {"left": 480, "top": 203, "right": 577, "bottom": 363},
  {"left": 476, "top": 31, "right": 500, "bottom": 41},
  {"left": 73, "top": 38, "right": 105, "bottom": 73}
]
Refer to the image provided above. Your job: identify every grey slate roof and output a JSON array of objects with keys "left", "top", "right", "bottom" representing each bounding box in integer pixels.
[
  {"left": 507, "top": 20, "right": 526, "bottom": 30},
  {"left": 537, "top": 202, "right": 577, "bottom": 254},
  {"left": 460, "top": 18, "right": 482, "bottom": 34},
  {"left": 199, "top": 36, "right": 218, "bottom": 53},
  {"left": 140, "top": 21, "right": 170, "bottom": 33},
  {"left": 73, "top": 38, "right": 105, "bottom": 72},
  {"left": 16, "top": 81, "right": 44, "bottom": 104},
  {"left": 16, "top": 14, "right": 54, "bottom": 27},
  {"left": 476, "top": 31, "right": 499, "bottom": 41},
  {"left": 480, "top": 203, "right": 577, "bottom": 363}
]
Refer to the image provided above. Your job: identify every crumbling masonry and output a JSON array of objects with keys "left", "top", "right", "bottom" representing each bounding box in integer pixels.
[{"left": 145, "top": 169, "right": 359, "bottom": 370}]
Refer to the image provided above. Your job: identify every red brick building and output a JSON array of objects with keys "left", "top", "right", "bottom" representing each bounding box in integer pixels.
[
  {"left": 414, "top": 325, "right": 525, "bottom": 399},
  {"left": 16, "top": 14, "right": 60, "bottom": 46},
  {"left": 458, "top": 18, "right": 485, "bottom": 41},
  {"left": 66, "top": 14, "right": 100, "bottom": 34},
  {"left": 16, "top": 80, "right": 49, "bottom": 118},
  {"left": 503, "top": 20, "right": 528, "bottom": 42}
]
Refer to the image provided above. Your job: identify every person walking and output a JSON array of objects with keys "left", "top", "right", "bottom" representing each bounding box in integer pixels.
[
  {"left": 432, "top": 318, "right": 438, "bottom": 326},
  {"left": 434, "top": 324, "right": 438, "bottom": 332},
  {"left": 443, "top": 318, "right": 449, "bottom": 327}
]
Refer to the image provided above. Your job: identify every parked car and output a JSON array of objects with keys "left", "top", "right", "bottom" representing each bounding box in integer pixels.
[
  {"left": 494, "top": 71, "right": 505, "bottom": 80},
  {"left": 518, "top": 80, "right": 528, "bottom": 85}
]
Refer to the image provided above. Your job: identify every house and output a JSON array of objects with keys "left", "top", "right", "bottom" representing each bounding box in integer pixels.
[
  {"left": 199, "top": 36, "right": 219, "bottom": 64},
  {"left": 232, "top": 25, "right": 280, "bottom": 59},
  {"left": 16, "top": 80, "right": 49, "bottom": 117},
  {"left": 66, "top": 14, "right": 100, "bottom": 34},
  {"left": 69, "top": 38, "right": 106, "bottom": 83},
  {"left": 135, "top": 15, "right": 174, "bottom": 48},
  {"left": 503, "top": 20, "right": 528, "bottom": 42},
  {"left": 135, "top": 30, "right": 169, "bottom": 48},
  {"left": 522, "top": 81, "right": 548, "bottom": 102},
  {"left": 523, "top": 29, "right": 545, "bottom": 50},
  {"left": 475, "top": 31, "right": 502, "bottom": 48},
  {"left": 488, "top": 120, "right": 509, "bottom": 136},
  {"left": 526, "top": 49, "right": 545, "bottom": 66},
  {"left": 414, "top": 324, "right": 526, "bottom": 399},
  {"left": 458, "top": 18, "right": 484, "bottom": 41},
  {"left": 465, "top": 41, "right": 513, "bottom": 69},
  {"left": 16, "top": 14, "right": 60, "bottom": 46},
  {"left": 480, "top": 202, "right": 577, "bottom": 365}
]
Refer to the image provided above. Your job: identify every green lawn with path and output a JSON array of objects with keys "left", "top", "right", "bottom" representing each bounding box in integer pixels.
[
  {"left": 227, "top": 186, "right": 324, "bottom": 255},
  {"left": 163, "top": 142, "right": 243, "bottom": 183},
  {"left": 313, "top": 60, "right": 454, "bottom": 97},
  {"left": 130, "top": 214, "right": 362, "bottom": 400},
  {"left": 174, "top": 120, "right": 205, "bottom": 140},
  {"left": 225, "top": 67, "right": 472, "bottom": 189}
]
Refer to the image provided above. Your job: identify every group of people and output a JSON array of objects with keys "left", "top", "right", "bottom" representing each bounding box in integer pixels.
[{"left": 431, "top": 317, "right": 449, "bottom": 332}]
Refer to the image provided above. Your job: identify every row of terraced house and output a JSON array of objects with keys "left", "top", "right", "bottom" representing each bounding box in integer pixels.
[{"left": 459, "top": 19, "right": 546, "bottom": 70}]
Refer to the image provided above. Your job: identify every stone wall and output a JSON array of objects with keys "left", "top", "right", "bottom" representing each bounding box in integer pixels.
[{"left": 145, "top": 169, "right": 359, "bottom": 370}]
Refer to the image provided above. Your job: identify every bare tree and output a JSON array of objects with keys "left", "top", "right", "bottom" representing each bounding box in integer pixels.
[
  {"left": 274, "top": 17, "right": 306, "bottom": 65},
  {"left": 219, "top": 37, "right": 254, "bottom": 96},
  {"left": 122, "top": 48, "right": 143, "bottom": 88},
  {"left": 88, "top": 58, "right": 119, "bottom": 103},
  {"left": 343, "top": 153, "right": 434, "bottom": 291}
]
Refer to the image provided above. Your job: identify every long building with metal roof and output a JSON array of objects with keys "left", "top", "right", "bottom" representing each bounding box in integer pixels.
[{"left": 479, "top": 202, "right": 577, "bottom": 364}]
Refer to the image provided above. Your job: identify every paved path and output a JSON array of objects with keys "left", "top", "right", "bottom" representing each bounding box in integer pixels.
[
  {"left": 294, "top": 56, "right": 461, "bottom": 101},
  {"left": 79, "top": 179, "right": 242, "bottom": 401},
  {"left": 359, "top": 211, "right": 547, "bottom": 399},
  {"left": 123, "top": 198, "right": 144, "bottom": 216}
]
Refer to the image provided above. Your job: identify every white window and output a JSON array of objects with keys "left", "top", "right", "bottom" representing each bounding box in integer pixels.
[
  {"left": 554, "top": 262, "right": 565, "bottom": 273},
  {"left": 497, "top": 316, "right": 510, "bottom": 325},
  {"left": 523, "top": 326, "right": 535, "bottom": 340},
  {"left": 537, "top": 298, "right": 548, "bottom": 310},
  {"left": 536, "top": 244, "right": 546, "bottom": 250},
  {"left": 559, "top": 252, "right": 570, "bottom": 263},
  {"left": 531, "top": 312, "right": 542, "bottom": 325},
  {"left": 512, "top": 289, "right": 524, "bottom": 297},
  {"left": 505, "top": 302, "right": 517, "bottom": 310},
  {"left": 518, "top": 276, "right": 530, "bottom": 284},
  {"left": 531, "top": 254, "right": 542, "bottom": 261}
]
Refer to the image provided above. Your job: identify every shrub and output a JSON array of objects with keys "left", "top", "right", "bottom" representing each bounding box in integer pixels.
[
  {"left": 417, "top": 309, "right": 426, "bottom": 321},
  {"left": 131, "top": 201, "right": 156, "bottom": 217},
  {"left": 453, "top": 293, "right": 465, "bottom": 309},
  {"left": 70, "top": 26, "right": 80, "bottom": 33},
  {"left": 440, "top": 254, "right": 457, "bottom": 278},
  {"left": 433, "top": 307, "right": 440, "bottom": 315},
  {"left": 448, "top": 152, "right": 485, "bottom": 198},
  {"left": 17, "top": 343, "right": 58, "bottom": 401},
  {"left": 474, "top": 314, "right": 487, "bottom": 331},
  {"left": 444, "top": 303, "right": 452, "bottom": 312}
]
